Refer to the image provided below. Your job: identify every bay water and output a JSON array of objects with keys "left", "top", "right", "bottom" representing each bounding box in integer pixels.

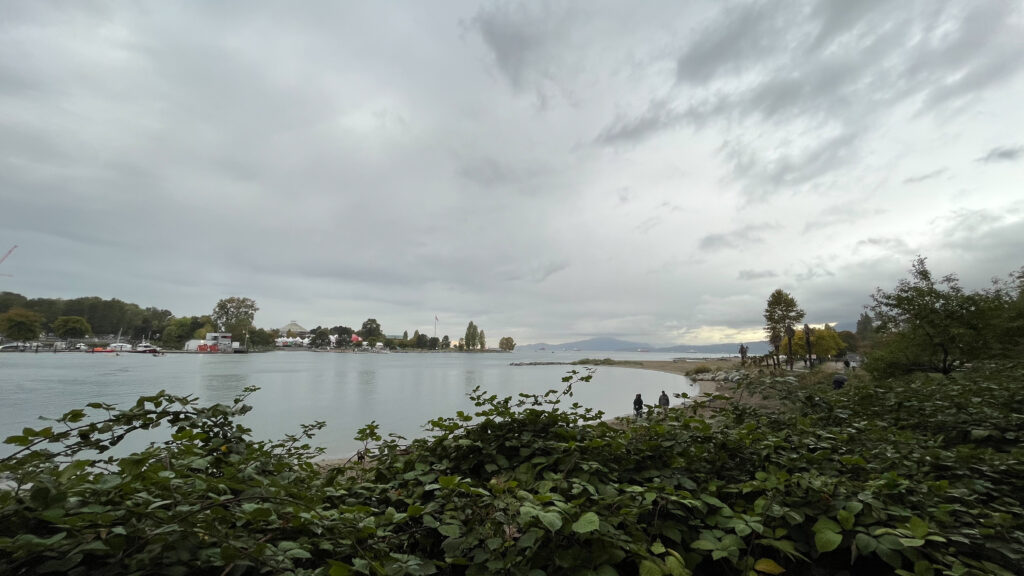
[{"left": 0, "top": 350, "right": 704, "bottom": 459}]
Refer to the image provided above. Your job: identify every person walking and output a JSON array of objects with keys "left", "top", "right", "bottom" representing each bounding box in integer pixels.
[
  {"left": 633, "top": 393, "right": 644, "bottom": 419},
  {"left": 658, "top": 390, "right": 670, "bottom": 409}
]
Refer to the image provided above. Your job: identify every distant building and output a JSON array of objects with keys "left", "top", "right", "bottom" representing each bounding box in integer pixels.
[
  {"left": 184, "top": 332, "right": 237, "bottom": 353},
  {"left": 280, "top": 321, "right": 308, "bottom": 338}
]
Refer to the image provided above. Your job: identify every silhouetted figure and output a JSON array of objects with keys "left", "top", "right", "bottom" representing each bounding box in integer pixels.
[
  {"left": 633, "top": 394, "right": 644, "bottom": 418},
  {"left": 658, "top": 391, "right": 670, "bottom": 409}
]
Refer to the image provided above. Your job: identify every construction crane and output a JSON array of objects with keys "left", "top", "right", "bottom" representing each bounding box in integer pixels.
[{"left": 0, "top": 245, "right": 16, "bottom": 277}]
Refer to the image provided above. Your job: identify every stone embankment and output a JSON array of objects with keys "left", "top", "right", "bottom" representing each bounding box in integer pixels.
[{"left": 692, "top": 370, "right": 747, "bottom": 383}]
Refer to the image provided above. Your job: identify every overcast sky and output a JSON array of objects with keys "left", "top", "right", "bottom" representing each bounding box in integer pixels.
[{"left": 1, "top": 1, "right": 1022, "bottom": 345}]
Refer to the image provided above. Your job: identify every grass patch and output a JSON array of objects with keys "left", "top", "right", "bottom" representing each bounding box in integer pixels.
[{"left": 685, "top": 364, "right": 714, "bottom": 376}]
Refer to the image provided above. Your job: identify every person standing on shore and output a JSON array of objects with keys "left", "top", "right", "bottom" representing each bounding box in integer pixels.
[
  {"left": 633, "top": 393, "right": 644, "bottom": 419},
  {"left": 658, "top": 391, "right": 670, "bottom": 409}
]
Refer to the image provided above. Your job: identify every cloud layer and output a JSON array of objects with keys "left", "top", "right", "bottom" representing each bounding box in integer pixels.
[{"left": 1, "top": 1, "right": 1022, "bottom": 345}]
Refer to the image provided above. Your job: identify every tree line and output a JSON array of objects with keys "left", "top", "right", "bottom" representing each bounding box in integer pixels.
[
  {"left": 760, "top": 256, "right": 1024, "bottom": 377},
  {"left": 0, "top": 294, "right": 519, "bottom": 354},
  {"left": 0, "top": 292, "right": 175, "bottom": 344},
  {"left": 306, "top": 319, "right": 515, "bottom": 352}
]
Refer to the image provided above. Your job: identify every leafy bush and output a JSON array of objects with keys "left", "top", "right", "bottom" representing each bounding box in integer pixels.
[
  {"left": 2, "top": 366, "right": 1022, "bottom": 575},
  {"left": 866, "top": 258, "right": 1024, "bottom": 376}
]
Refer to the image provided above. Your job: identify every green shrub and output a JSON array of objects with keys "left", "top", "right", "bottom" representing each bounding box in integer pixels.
[{"left": 2, "top": 365, "right": 1022, "bottom": 575}]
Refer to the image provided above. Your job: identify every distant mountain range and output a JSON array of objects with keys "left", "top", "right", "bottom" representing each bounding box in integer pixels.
[
  {"left": 518, "top": 337, "right": 772, "bottom": 355},
  {"left": 518, "top": 337, "right": 650, "bottom": 352}
]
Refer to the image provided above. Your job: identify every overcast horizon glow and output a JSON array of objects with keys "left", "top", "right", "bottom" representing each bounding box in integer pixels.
[{"left": 1, "top": 1, "right": 1022, "bottom": 346}]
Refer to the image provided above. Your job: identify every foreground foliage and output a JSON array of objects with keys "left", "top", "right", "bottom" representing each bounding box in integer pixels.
[{"left": 2, "top": 365, "right": 1022, "bottom": 575}]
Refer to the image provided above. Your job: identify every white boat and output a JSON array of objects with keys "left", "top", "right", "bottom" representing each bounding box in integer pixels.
[{"left": 131, "top": 343, "right": 161, "bottom": 354}]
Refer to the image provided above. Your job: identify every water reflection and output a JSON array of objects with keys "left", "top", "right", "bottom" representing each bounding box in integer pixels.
[
  {"left": 0, "top": 351, "right": 695, "bottom": 459},
  {"left": 198, "top": 373, "right": 251, "bottom": 405}
]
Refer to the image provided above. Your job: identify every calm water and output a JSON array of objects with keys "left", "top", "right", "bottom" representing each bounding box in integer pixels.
[{"left": 0, "top": 350, "right": 705, "bottom": 459}]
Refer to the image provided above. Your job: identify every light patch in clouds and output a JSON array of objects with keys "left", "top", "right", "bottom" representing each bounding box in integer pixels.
[
  {"left": 976, "top": 145, "right": 1024, "bottom": 163},
  {"left": 674, "top": 325, "right": 765, "bottom": 347}
]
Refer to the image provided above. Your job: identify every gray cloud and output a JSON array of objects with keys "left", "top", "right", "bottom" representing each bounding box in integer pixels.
[
  {"left": 594, "top": 1, "right": 1024, "bottom": 199},
  {"left": 802, "top": 204, "right": 888, "bottom": 234},
  {"left": 976, "top": 145, "right": 1024, "bottom": 163},
  {"left": 470, "top": 3, "right": 553, "bottom": 92},
  {"left": 0, "top": 1, "right": 1021, "bottom": 347},
  {"left": 903, "top": 169, "right": 947, "bottom": 184},
  {"left": 594, "top": 100, "right": 682, "bottom": 146},
  {"left": 795, "top": 266, "right": 836, "bottom": 283},
  {"left": 737, "top": 269, "right": 778, "bottom": 281},
  {"left": 675, "top": 2, "right": 792, "bottom": 84},
  {"left": 698, "top": 224, "right": 774, "bottom": 252},
  {"left": 855, "top": 237, "right": 912, "bottom": 254},
  {"left": 635, "top": 216, "right": 662, "bottom": 234},
  {"left": 933, "top": 206, "right": 1024, "bottom": 245}
]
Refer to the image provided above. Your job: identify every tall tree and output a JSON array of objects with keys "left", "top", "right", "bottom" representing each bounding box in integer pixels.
[
  {"left": 441, "top": 335, "right": 450, "bottom": 349},
  {"left": 803, "top": 323, "right": 813, "bottom": 366},
  {"left": 248, "top": 328, "right": 276, "bottom": 350},
  {"left": 309, "top": 328, "right": 331, "bottom": 349},
  {"left": 855, "top": 312, "right": 876, "bottom": 349},
  {"left": 211, "top": 297, "right": 259, "bottom": 341},
  {"left": 763, "top": 289, "right": 805, "bottom": 370},
  {"left": 478, "top": 330, "right": 486, "bottom": 350},
  {"left": 359, "top": 318, "right": 383, "bottom": 340},
  {"left": 159, "top": 317, "right": 196, "bottom": 349},
  {"left": 787, "top": 325, "right": 845, "bottom": 361},
  {"left": 838, "top": 330, "right": 860, "bottom": 353},
  {"left": 869, "top": 256, "right": 990, "bottom": 375},
  {"left": 330, "top": 325, "right": 354, "bottom": 338},
  {"left": 0, "top": 291, "right": 28, "bottom": 315},
  {"left": 0, "top": 307, "right": 44, "bottom": 342},
  {"left": 52, "top": 316, "right": 92, "bottom": 340},
  {"left": 414, "top": 333, "right": 430, "bottom": 349},
  {"left": 464, "top": 321, "right": 478, "bottom": 350}
]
